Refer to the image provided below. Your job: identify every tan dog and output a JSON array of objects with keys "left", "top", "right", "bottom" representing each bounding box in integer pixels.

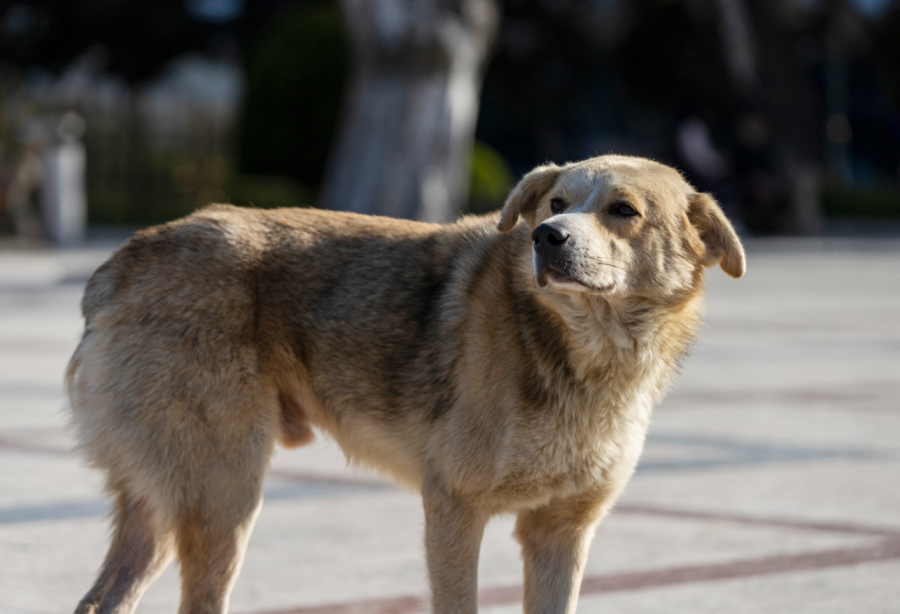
[{"left": 67, "top": 155, "right": 744, "bottom": 614}]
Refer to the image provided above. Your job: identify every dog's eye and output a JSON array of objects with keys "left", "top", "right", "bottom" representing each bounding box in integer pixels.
[
  {"left": 611, "top": 202, "right": 638, "bottom": 217},
  {"left": 550, "top": 198, "right": 566, "bottom": 214}
]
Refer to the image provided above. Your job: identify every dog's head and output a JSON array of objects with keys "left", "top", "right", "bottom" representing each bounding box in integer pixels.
[{"left": 498, "top": 155, "right": 744, "bottom": 302}]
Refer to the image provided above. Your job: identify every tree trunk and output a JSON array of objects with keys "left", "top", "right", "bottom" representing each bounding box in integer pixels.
[
  {"left": 721, "top": 0, "right": 833, "bottom": 234},
  {"left": 321, "top": 0, "right": 499, "bottom": 222}
]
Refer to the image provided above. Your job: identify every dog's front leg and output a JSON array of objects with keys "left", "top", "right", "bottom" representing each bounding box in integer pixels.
[
  {"left": 422, "top": 470, "right": 488, "bottom": 614},
  {"left": 515, "top": 497, "right": 605, "bottom": 614}
]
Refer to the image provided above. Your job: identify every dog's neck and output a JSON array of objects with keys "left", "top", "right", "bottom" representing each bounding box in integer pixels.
[
  {"left": 527, "top": 273, "right": 705, "bottom": 398},
  {"left": 490, "top": 224, "right": 705, "bottom": 416}
]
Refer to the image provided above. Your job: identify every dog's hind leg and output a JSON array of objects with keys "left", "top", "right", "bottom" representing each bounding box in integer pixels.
[
  {"left": 174, "top": 485, "right": 264, "bottom": 614},
  {"left": 172, "top": 439, "right": 269, "bottom": 614},
  {"left": 75, "top": 487, "right": 174, "bottom": 614}
]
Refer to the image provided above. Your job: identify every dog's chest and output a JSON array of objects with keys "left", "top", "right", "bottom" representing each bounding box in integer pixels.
[{"left": 489, "top": 383, "right": 655, "bottom": 507}]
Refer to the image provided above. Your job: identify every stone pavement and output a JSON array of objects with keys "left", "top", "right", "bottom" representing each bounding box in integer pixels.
[{"left": 0, "top": 236, "right": 898, "bottom": 614}]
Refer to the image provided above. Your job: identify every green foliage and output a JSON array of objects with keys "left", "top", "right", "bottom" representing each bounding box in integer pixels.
[
  {"left": 466, "top": 141, "right": 514, "bottom": 216},
  {"left": 223, "top": 174, "right": 311, "bottom": 210},
  {"left": 237, "top": 2, "right": 348, "bottom": 188},
  {"left": 822, "top": 184, "right": 900, "bottom": 218},
  {"left": 85, "top": 143, "right": 232, "bottom": 226}
]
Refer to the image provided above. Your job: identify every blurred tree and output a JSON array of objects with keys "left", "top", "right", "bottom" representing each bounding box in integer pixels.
[
  {"left": 476, "top": 1, "right": 619, "bottom": 174},
  {"left": 876, "top": 3, "right": 900, "bottom": 106},
  {"left": 738, "top": 0, "right": 829, "bottom": 233},
  {"left": 0, "top": 0, "right": 218, "bottom": 82},
  {"left": 237, "top": 3, "right": 348, "bottom": 187},
  {"left": 4, "top": 0, "right": 898, "bottom": 230},
  {"left": 478, "top": 0, "right": 896, "bottom": 234},
  {"left": 320, "top": 0, "right": 499, "bottom": 222}
]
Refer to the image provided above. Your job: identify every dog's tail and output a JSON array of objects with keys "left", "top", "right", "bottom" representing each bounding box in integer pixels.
[
  {"left": 66, "top": 255, "right": 117, "bottom": 417},
  {"left": 80, "top": 257, "right": 120, "bottom": 324},
  {"left": 64, "top": 338, "right": 81, "bottom": 406},
  {"left": 65, "top": 246, "right": 127, "bottom": 467},
  {"left": 65, "top": 328, "right": 96, "bottom": 465}
]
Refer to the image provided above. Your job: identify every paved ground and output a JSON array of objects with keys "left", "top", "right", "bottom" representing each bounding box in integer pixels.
[{"left": 1, "top": 236, "right": 898, "bottom": 614}]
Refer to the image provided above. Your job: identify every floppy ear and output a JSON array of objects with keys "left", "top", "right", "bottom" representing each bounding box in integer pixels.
[
  {"left": 497, "top": 163, "right": 561, "bottom": 232},
  {"left": 687, "top": 192, "right": 746, "bottom": 278}
]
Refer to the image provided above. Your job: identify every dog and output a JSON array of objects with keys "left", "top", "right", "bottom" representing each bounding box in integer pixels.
[{"left": 67, "top": 155, "right": 744, "bottom": 614}]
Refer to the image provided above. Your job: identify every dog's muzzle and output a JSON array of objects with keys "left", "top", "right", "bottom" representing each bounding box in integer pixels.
[{"left": 532, "top": 223, "right": 576, "bottom": 287}]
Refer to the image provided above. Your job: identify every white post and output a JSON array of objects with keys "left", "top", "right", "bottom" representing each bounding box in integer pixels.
[{"left": 41, "top": 113, "right": 87, "bottom": 246}]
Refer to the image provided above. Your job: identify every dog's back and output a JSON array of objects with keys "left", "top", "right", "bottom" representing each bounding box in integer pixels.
[
  {"left": 66, "top": 204, "right": 513, "bottom": 614},
  {"left": 68, "top": 203, "right": 473, "bottom": 487}
]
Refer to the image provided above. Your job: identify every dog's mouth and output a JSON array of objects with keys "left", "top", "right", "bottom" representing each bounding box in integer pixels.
[
  {"left": 539, "top": 267, "right": 577, "bottom": 288},
  {"left": 537, "top": 266, "right": 599, "bottom": 292},
  {"left": 536, "top": 264, "right": 613, "bottom": 294},
  {"left": 533, "top": 248, "right": 614, "bottom": 294}
]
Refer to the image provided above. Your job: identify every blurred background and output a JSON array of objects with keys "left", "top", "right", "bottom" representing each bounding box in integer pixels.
[{"left": 1, "top": 0, "right": 899, "bottom": 242}]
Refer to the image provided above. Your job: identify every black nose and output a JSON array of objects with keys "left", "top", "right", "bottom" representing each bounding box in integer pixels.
[{"left": 532, "top": 224, "right": 570, "bottom": 250}]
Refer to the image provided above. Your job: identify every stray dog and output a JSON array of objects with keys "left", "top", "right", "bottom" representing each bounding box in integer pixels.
[{"left": 67, "top": 155, "right": 744, "bottom": 614}]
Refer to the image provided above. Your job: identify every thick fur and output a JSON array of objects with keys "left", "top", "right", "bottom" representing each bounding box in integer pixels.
[{"left": 67, "top": 155, "right": 744, "bottom": 614}]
